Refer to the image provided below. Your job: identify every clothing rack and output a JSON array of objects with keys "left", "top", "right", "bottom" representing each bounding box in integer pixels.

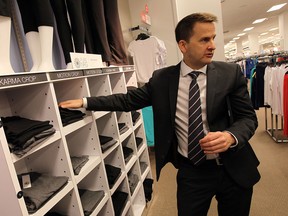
[
  {"left": 227, "top": 53, "right": 267, "bottom": 63},
  {"left": 264, "top": 106, "right": 288, "bottom": 143},
  {"left": 228, "top": 51, "right": 288, "bottom": 63}
]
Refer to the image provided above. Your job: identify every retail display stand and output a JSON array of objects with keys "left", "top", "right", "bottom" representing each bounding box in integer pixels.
[
  {"left": 0, "top": 65, "right": 153, "bottom": 216},
  {"left": 264, "top": 106, "right": 288, "bottom": 143}
]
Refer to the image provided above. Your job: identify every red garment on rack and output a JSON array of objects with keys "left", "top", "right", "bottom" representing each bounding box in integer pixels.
[{"left": 283, "top": 74, "right": 288, "bottom": 135}]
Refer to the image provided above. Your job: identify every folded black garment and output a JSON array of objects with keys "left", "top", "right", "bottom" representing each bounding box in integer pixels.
[
  {"left": 118, "top": 123, "right": 129, "bottom": 134},
  {"left": 59, "top": 107, "right": 85, "bottom": 126},
  {"left": 78, "top": 189, "right": 105, "bottom": 216},
  {"left": 112, "top": 191, "right": 128, "bottom": 216},
  {"left": 2, "top": 116, "right": 53, "bottom": 146},
  {"left": 118, "top": 123, "right": 126, "bottom": 130},
  {"left": 99, "top": 135, "right": 113, "bottom": 144},
  {"left": 132, "top": 111, "right": 140, "bottom": 125},
  {"left": 45, "top": 212, "right": 66, "bottom": 216},
  {"left": 131, "top": 110, "right": 136, "bottom": 116},
  {"left": 62, "top": 118, "right": 82, "bottom": 126},
  {"left": 135, "top": 137, "right": 143, "bottom": 148},
  {"left": 59, "top": 107, "right": 85, "bottom": 118},
  {"left": 122, "top": 146, "right": 133, "bottom": 163},
  {"left": 105, "top": 164, "right": 121, "bottom": 188},
  {"left": 17, "top": 172, "right": 69, "bottom": 213},
  {"left": 143, "top": 178, "right": 154, "bottom": 202},
  {"left": 127, "top": 86, "right": 137, "bottom": 92},
  {"left": 99, "top": 135, "right": 117, "bottom": 152}
]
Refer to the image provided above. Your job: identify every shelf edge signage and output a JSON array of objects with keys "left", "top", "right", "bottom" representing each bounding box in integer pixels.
[
  {"left": 84, "top": 68, "right": 103, "bottom": 76},
  {"left": 122, "top": 66, "right": 135, "bottom": 71},
  {"left": 49, "top": 70, "right": 84, "bottom": 80},
  {"left": 102, "top": 67, "right": 120, "bottom": 73},
  {"left": 0, "top": 73, "right": 47, "bottom": 87}
]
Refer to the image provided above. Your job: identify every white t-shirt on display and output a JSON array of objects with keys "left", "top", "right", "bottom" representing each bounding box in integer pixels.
[{"left": 128, "top": 36, "right": 167, "bottom": 83}]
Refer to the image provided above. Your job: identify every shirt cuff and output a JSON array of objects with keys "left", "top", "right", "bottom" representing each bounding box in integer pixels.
[
  {"left": 82, "top": 98, "right": 88, "bottom": 108},
  {"left": 225, "top": 131, "right": 239, "bottom": 148}
]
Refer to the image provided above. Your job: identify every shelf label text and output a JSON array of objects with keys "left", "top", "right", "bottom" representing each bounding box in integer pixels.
[{"left": 0, "top": 74, "right": 47, "bottom": 87}]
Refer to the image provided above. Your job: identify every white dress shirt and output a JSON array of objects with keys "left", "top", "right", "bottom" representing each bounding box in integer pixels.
[{"left": 175, "top": 61, "right": 218, "bottom": 159}]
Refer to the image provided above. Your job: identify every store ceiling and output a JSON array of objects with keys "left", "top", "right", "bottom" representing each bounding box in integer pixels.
[{"left": 221, "top": 0, "right": 288, "bottom": 45}]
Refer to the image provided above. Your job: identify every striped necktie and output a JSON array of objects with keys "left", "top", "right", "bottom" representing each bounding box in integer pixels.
[{"left": 188, "top": 72, "right": 206, "bottom": 165}]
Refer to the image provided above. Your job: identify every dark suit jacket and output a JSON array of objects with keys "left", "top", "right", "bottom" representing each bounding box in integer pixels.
[{"left": 87, "top": 61, "right": 260, "bottom": 188}]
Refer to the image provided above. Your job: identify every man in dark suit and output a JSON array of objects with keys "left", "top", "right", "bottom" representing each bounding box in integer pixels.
[{"left": 59, "top": 12, "right": 260, "bottom": 216}]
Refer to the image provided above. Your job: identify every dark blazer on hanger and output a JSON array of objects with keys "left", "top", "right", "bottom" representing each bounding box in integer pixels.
[{"left": 86, "top": 61, "right": 260, "bottom": 188}]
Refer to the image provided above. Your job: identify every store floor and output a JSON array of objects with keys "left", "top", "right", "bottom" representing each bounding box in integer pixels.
[{"left": 142, "top": 108, "right": 288, "bottom": 216}]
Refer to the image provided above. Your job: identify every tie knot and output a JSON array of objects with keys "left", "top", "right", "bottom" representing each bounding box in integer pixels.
[{"left": 189, "top": 71, "right": 201, "bottom": 79}]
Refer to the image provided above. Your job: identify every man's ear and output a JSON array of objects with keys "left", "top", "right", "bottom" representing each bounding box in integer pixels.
[{"left": 178, "top": 40, "right": 187, "bottom": 53}]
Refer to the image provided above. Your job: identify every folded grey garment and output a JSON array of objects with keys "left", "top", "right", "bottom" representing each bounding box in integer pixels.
[
  {"left": 17, "top": 172, "right": 69, "bottom": 213},
  {"left": 119, "top": 126, "right": 129, "bottom": 135},
  {"left": 71, "top": 155, "right": 89, "bottom": 175},
  {"left": 10, "top": 128, "right": 56, "bottom": 151},
  {"left": 124, "top": 154, "right": 133, "bottom": 163},
  {"left": 33, "top": 128, "right": 56, "bottom": 140},
  {"left": 101, "top": 139, "right": 117, "bottom": 152},
  {"left": 101, "top": 139, "right": 117, "bottom": 147},
  {"left": 118, "top": 123, "right": 129, "bottom": 134},
  {"left": 99, "top": 135, "right": 117, "bottom": 152},
  {"left": 78, "top": 189, "right": 105, "bottom": 216},
  {"left": 11, "top": 128, "right": 56, "bottom": 157},
  {"left": 12, "top": 136, "right": 49, "bottom": 157},
  {"left": 140, "top": 162, "right": 148, "bottom": 173},
  {"left": 128, "top": 173, "right": 139, "bottom": 194}
]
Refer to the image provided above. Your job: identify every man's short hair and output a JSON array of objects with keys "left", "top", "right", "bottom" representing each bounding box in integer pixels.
[{"left": 175, "top": 13, "right": 218, "bottom": 43}]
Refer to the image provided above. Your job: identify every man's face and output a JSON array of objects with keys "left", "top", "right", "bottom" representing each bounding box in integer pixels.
[{"left": 179, "top": 22, "right": 216, "bottom": 69}]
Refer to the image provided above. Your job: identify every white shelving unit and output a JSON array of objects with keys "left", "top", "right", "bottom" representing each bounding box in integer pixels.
[{"left": 0, "top": 65, "right": 153, "bottom": 216}]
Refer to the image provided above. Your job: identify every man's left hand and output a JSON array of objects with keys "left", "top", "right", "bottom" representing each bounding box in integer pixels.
[{"left": 199, "top": 131, "right": 236, "bottom": 154}]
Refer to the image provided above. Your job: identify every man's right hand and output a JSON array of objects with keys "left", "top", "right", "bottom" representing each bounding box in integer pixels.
[{"left": 59, "top": 99, "right": 83, "bottom": 109}]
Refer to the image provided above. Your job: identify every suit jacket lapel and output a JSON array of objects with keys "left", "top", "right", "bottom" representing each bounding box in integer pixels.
[
  {"left": 206, "top": 62, "right": 218, "bottom": 122},
  {"left": 167, "top": 62, "right": 218, "bottom": 126},
  {"left": 169, "top": 63, "right": 181, "bottom": 126}
]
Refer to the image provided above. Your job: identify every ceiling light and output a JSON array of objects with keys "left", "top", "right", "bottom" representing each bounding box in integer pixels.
[
  {"left": 260, "top": 32, "right": 268, "bottom": 36},
  {"left": 237, "top": 33, "right": 246, "bottom": 36},
  {"left": 267, "top": 3, "right": 287, "bottom": 12},
  {"left": 252, "top": 18, "right": 267, "bottom": 24},
  {"left": 269, "top": 27, "right": 278, "bottom": 31},
  {"left": 243, "top": 27, "right": 254, "bottom": 31},
  {"left": 233, "top": 37, "right": 240, "bottom": 40}
]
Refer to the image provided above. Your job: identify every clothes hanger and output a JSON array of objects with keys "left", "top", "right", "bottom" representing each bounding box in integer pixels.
[{"left": 136, "top": 33, "right": 150, "bottom": 40}]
